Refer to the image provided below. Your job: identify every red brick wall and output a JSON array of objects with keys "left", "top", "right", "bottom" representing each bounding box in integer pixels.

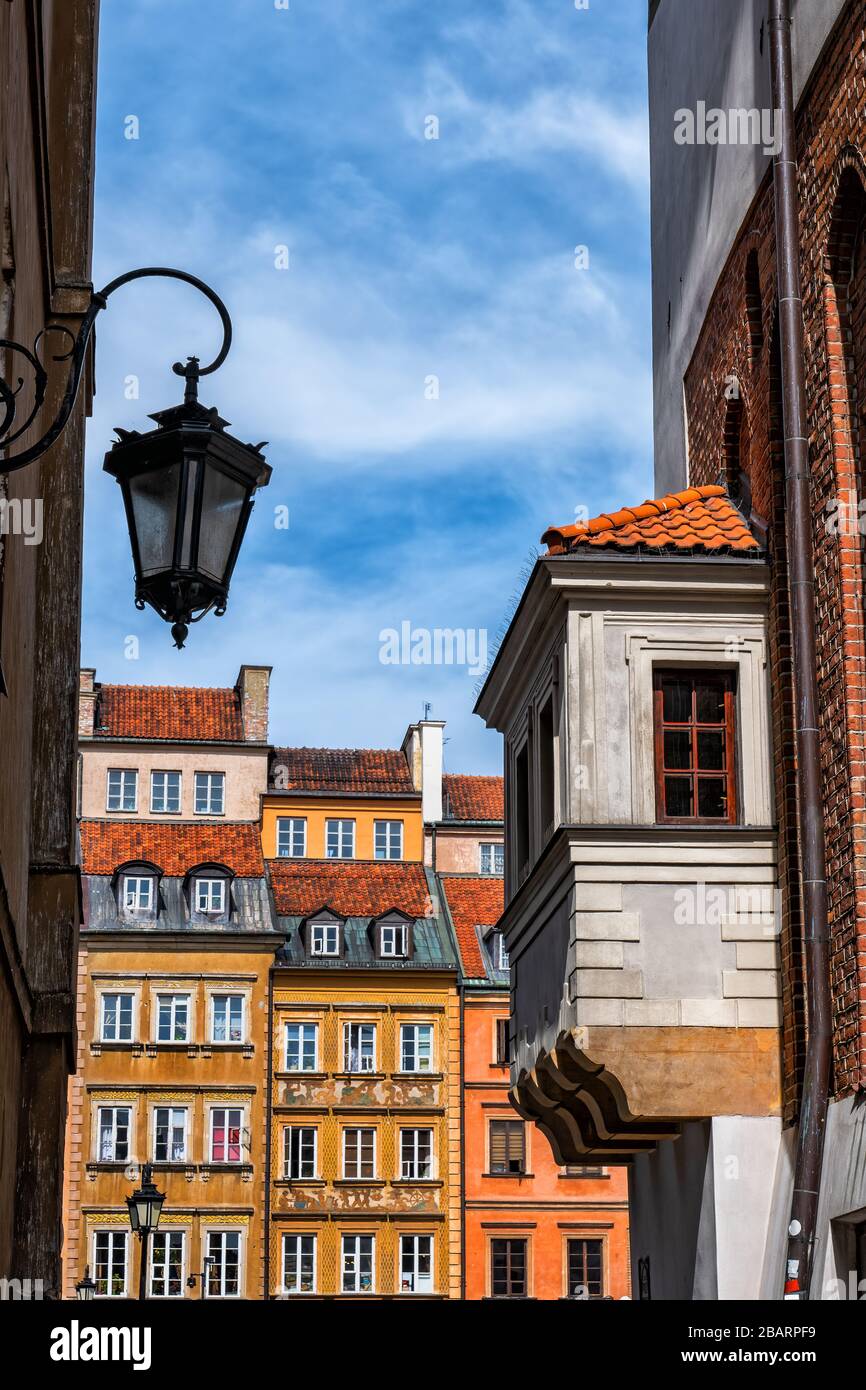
[{"left": 683, "top": 2, "right": 866, "bottom": 1115}]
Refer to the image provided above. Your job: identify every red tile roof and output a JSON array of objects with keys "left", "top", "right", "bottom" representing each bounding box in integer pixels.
[
  {"left": 93, "top": 685, "right": 245, "bottom": 742},
  {"left": 268, "top": 860, "right": 432, "bottom": 918},
  {"left": 270, "top": 747, "right": 416, "bottom": 795},
  {"left": 439, "top": 875, "right": 504, "bottom": 978},
  {"left": 442, "top": 774, "right": 503, "bottom": 823},
  {"left": 541, "top": 485, "right": 760, "bottom": 557},
  {"left": 79, "top": 821, "right": 264, "bottom": 877}
]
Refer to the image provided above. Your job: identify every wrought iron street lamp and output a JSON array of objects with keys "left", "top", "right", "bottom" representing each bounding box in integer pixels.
[
  {"left": 75, "top": 1266, "right": 97, "bottom": 1301},
  {"left": 126, "top": 1162, "right": 165, "bottom": 1301},
  {"left": 0, "top": 267, "right": 271, "bottom": 647}
]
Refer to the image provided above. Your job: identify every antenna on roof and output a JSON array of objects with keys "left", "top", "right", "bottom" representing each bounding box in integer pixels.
[{"left": 423, "top": 702, "right": 432, "bottom": 721}]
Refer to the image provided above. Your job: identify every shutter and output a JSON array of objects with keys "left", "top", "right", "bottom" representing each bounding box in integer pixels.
[{"left": 490, "top": 1121, "right": 507, "bottom": 1169}]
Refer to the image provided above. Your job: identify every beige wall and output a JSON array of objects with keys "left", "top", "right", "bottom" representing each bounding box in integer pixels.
[
  {"left": 80, "top": 743, "right": 269, "bottom": 822},
  {"left": 427, "top": 825, "right": 503, "bottom": 874}
]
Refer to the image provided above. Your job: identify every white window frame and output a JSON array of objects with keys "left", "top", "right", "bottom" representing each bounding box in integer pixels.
[
  {"left": 93, "top": 1229, "right": 128, "bottom": 1299},
  {"left": 285, "top": 1022, "right": 318, "bottom": 1072},
  {"left": 152, "top": 1106, "right": 188, "bottom": 1163},
  {"left": 341, "top": 1234, "right": 375, "bottom": 1294},
  {"left": 400, "top": 1128, "right": 434, "bottom": 1181},
  {"left": 209, "top": 1106, "right": 244, "bottom": 1165},
  {"left": 122, "top": 874, "right": 154, "bottom": 912},
  {"left": 283, "top": 1126, "right": 318, "bottom": 1180},
  {"left": 96, "top": 1105, "right": 131, "bottom": 1163},
  {"left": 380, "top": 922, "right": 408, "bottom": 958},
  {"left": 195, "top": 877, "right": 226, "bottom": 914},
  {"left": 150, "top": 769, "right": 181, "bottom": 814},
  {"left": 325, "top": 818, "right": 355, "bottom": 859},
  {"left": 211, "top": 993, "right": 245, "bottom": 1044},
  {"left": 282, "top": 1233, "right": 316, "bottom": 1296},
  {"left": 99, "top": 991, "right": 134, "bottom": 1043},
  {"left": 399, "top": 1234, "right": 434, "bottom": 1294},
  {"left": 309, "top": 920, "right": 340, "bottom": 956},
  {"left": 343, "top": 1022, "right": 376, "bottom": 1073},
  {"left": 106, "top": 768, "right": 137, "bottom": 813},
  {"left": 374, "top": 819, "right": 403, "bottom": 860},
  {"left": 342, "top": 1126, "right": 377, "bottom": 1180},
  {"left": 400, "top": 1023, "right": 434, "bottom": 1074},
  {"left": 155, "top": 992, "right": 191, "bottom": 1044},
  {"left": 149, "top": 1229, "right": 186, "bottom": 1299},
  {"left": 205, "top": 1229, "right": 242, "bottom": 1299},
  {"left": 194, "top": 771, "right": 225, "bottom": 816},
  {"left": 276, "top": 816, "right": 307, "bottom": 858},
  {"left": 480, "top": 842, "right": 505, "bottom": 876},
  {"left": 490, "top": 931, "right": 509, "bottom": 972}
]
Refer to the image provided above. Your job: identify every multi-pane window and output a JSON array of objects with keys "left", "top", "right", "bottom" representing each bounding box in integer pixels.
[
  {"left": 399, "top": 1235, "right": 433, "bottom": 1294},
  {"left": 150, "top": 1231, "right": 185, "bottom": 1298},
  {"left": 94, "top": 1230, "right": 128, "bottom": 1298},
  {"left": 400, "top": 1128, "right": 433, "bottom": 1180},
  {"left": 150, "top": 770, "right": 181, "bottom": 814},
  {"left": 282, "top": 1234, "right": 316, "bottom": 1294},
  {"left": 342, "top": 1127, "right": 376, "bottom": 1180},
  {"left": 107, "top": 768, "right": 137, "bottom": 812},
  {"left": 491, "top": 1238, "right": 527, "bottom": 1298},
  {"left": 341, "top": 1235, "right": 374, "bottom": 1293},
  {"left": 153, "top": 1107, "right": 187, "bottom": 1162},
  {"left": 567, "top": 1238, "right": 604, "bottom": 1298},
  {"left": 489, "top": 1119, "right": 526, "bottom": 1175},
  {"left": 195, "top": 877, "right": 226, "bottom": 914},
  {"left": 344, "top": 1022, "right": 376, "bottom": 1073},
  {"left": 480, "top": 842, "right": 505, "bottom": 876},
  {"left": 194, "top": 771, "right": 225, "bottom": 815},
  {"left": 653, "top": 670, "right": 737, "bottom": 823},
  {"left": 489, "top": 932, "right": 509, "bottom": 972},
  {"left": 276, "top": 816, "right": 306, "bottom": 858},
  {"left": 123, "top": 874, "right": 154, "bottom": 912},
  {"left": 495, "top": 1017, "right": 509, "bottom": 1066},
  {"left": 283, "top": 1126, "right": 318, "bottom": 1180},
  {"left": 309, "top": 920, "right": 340, "bottom": 956},
  {"left": 100, "top": 992, "right": 133, "bottom": 1042},
  {"left": 211, "top": 994, "right": 244, "bottom": 1043},
  {"left": 206, "top": 1231, "right": 240, "bottom": 1298},
  {"left": 285, "top": 1022, "right": 318, "bottom": 1072},
  {"left": 379, "top": 922, "right": 409, "bottom": 957},
  {"left": 97, "top": 1106, "right": 130, "bottom": 1162},
  {"left": 326, "top": 818, "right": 355, "bottom": 859},
  {"left": 156, "top": 993, "right": 190, "bottom": 1043},
  {"left": 211, "top": 1108, "right": 243, "bottom": 1164},
  {"left": 374, "top": 819, "right": 403, "bottom": 860},
  {"left": 400, "top": 1023, "right": 433, "bottom": 1073}
]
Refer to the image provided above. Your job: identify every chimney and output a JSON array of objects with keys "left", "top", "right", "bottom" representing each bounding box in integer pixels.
[
  {"left": 236, "top": 665, "right": 272, "bottom": 742},
  {"left": 78, "top": 668, "right": 97, "bottom": 739},
  {"left": 402, "top": 718, "right": 445, "bottom": 823}
]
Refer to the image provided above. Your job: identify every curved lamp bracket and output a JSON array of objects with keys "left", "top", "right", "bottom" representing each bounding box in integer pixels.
[{"left": 0, "top": 267, "right": 233, "bottom": 472}]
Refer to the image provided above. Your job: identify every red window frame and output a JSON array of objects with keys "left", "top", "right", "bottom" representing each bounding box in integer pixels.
[{"left": 653, "top": 670, "right": 737, "bottom": 824}]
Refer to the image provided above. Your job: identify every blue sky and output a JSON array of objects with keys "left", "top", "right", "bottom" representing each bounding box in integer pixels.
[{"left": 83, "top": 0, "right": 652, "bottom": 772}]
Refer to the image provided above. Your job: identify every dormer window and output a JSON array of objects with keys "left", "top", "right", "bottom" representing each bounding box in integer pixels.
[
  {"left": 310, "top": 920, "right": 340, "bottom": 956},
  {"left": 184, "top": 863, "right": 233, "bottom": 921},
  {"left": 488, "top": 930, "right": 509, "bottom": 972},
  {"left": 380, "top": 922, "right": 408, "bottom": 957},
  {"left": 371, "top": 909, "right": 414, "bottom": 960},
  {"left": 195, "top": 878, "right": 225, "bottom": 914},
  {"left": 123, "top": 874, "right": 153, "bottom": 912},
  {"left": 113, "top": 861, "right": 161, "bottom": 917}
]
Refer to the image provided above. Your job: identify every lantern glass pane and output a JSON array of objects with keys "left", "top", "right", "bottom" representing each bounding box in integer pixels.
[
  {"left": 197, "top": 466, "right": 247, "bottom": 583},
  {"left": 127, "top": 464, "right": 181, "bottom": 576}
]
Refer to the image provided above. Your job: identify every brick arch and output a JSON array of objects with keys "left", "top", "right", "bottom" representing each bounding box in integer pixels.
[{"left": 722, "top": 377, "right": 752, "bottom": 511}]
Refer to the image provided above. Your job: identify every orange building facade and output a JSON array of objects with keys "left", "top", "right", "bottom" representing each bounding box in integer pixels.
[{"left": 435, "top": 779, "right": 631, "bottom": 1300}]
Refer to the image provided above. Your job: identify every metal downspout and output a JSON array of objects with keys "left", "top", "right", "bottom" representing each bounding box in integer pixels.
[{"left": 767, "top": 0, "right": 832, "bottom": 1301}]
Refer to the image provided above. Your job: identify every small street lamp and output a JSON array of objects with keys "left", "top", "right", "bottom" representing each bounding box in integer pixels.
[
  {"left": 126, "top": 1162, "right": 165, "bottom": 1301},
  {"left": 187, "top": 1253, "right": 216, "bottom": 1299},
  {"left": 0, "top": 267, "right": 271, "bottom": 648},
  {"left": 75, "top": 1265, "right": 97, "bottom": 1302}
]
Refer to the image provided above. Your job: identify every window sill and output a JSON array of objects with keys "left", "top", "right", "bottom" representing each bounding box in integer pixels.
[
  {"left": 200, "top": 1162, "right": 253, "bottom": 1176},
  {"left": 390, "top": 1179, "right": 442, "bottom": 1188},
  {"left": 278, "top": 1071, "right": 327, "bottom": 1081},
  {"left": 333, "top": 1072, "right": 385, "bottom": 1081},
  {"left": 90, "top": 1040, "right": 141, "bottom": 1055},
  {"left": 275, "top": 1177, "right": 326, "bottom": 1187},
  {"left": 558, "top": 1172, "right": 609, "bottom": 1181},
  {"left": 393, "top": 1072, "right": 442, "bottom": 1081},
  {"left": 483, "top": 1172, "right": 533, "bottom": 1180},
  {"left": 489, "top": 1062, "right": 509, "bottom": 1071}
]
